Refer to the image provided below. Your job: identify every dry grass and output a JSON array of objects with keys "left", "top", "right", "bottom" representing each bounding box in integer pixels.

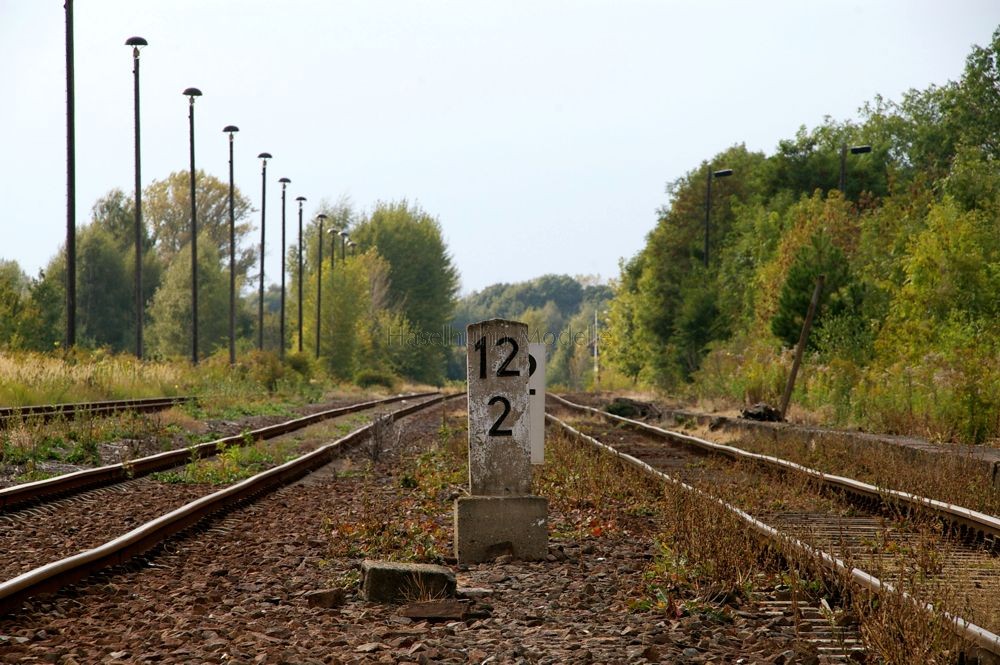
[{"left": 712, "top": 426, "right": 1000, "bottom": 517}]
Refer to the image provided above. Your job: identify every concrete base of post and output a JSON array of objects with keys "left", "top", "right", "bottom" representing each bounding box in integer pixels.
[{"left": 454, "top": 495, "right": 548, "bottom": 563}]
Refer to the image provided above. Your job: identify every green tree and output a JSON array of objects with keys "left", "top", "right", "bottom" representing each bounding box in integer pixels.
[
  {"left": 771, "top": 232, "right": 851, "bottom": 349},
  {"left": 0, "top": 260, "right": 29, "bottom": 348},
  {"left": 75, "top": 224, "right": 132, "bottom": 350},
  {"left": 146, "top": 234, "right": 230, "bottom": 359},
  {"left": 142, "top": 171, "right": 255, "bottom": 273},
  {"left": 349, "top": 201, "right": 459, "bottom": 384}
]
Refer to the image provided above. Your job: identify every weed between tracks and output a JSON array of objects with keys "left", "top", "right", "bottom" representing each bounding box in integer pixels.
[
  {"left": 153, "top": 415, "right": 368, "bottom": 485},
  {"left": 550, "top": 422, "right": 987, "bottom": 661},
  {"left": 325, "top": 410, "right": 467, "bottom": 564},
  {"left": 0, "top": 412, "right": 175, "bottom": 484}
]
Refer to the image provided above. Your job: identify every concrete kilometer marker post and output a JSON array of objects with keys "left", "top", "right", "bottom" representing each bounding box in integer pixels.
[{"left": 454, "top": 319, "right": 548, "bottom": 563}]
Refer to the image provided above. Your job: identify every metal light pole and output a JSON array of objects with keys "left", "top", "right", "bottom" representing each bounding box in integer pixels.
[
  {"left": 704, "top": 168, "right": 733, "bottom": 268},
  {"left": 315, "top": 214, "right": 327, "bottom": 358},
  {"left": 838, "top": 143, "right": 872, "bottom": 193},
  {"left": 339, "top": 230, "right": 349, "bottom": 262},
  {"left": 66, "top": 0, "right": 77, "bottom": 350},
  {"left": 126, "top": 36, "right": 147, "bottom": 359},
  {"left": 295, "top": 196, "right": 307, "bottom": 353},
  {"left": 223, "top": 125, "right": 239, "bottom": 365},
  {"left": 347, "top": 240, "right": 356, "bottom": 257},
  {"left": 257, "top": 152, "right": 272, "bottom": 351},
  {"left": 184, "top": 87, "right": 203, "bottom": 364},
  {"left": 278, "top": 178, "right": 290, "bottom": 357}
]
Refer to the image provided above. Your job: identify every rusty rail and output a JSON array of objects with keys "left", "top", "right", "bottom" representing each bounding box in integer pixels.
[
  {"left": 550, "top": 394, "right": 1000, "bottom": 543},
  {"left": 0, "top": 392, "right": 435, "bottom": 512},
  {"left": 0, "top": 396, "right": 191, "bottom": 429},
  {"left": 0, "top": 393, "right": 461, "bottom": 613}
]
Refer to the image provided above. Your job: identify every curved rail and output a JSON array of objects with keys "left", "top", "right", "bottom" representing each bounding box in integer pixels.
[
  {"left": 547, "top": 403, "right": 1000, "bottom": 660},
  {"left": 0, "top": 396, "right": 191, "bottom": 428},
  {"left": 0, "top": 393, "right": 461, "bottom": 613},
  {"left": 0, "top": 392, "right": 436, "bottom": 512},
  {"left": 550, "top": 394, "right": 1000, "bottom": 543}
]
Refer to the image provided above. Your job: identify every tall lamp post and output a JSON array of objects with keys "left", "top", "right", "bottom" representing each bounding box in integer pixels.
[
  {"left": 838, "top": 143, "right": 871, "bottom": 194},
  {"left": 338, "top": 230, "right": 349, "bottom": 262},
  {"left": 295, "top": 196, "right": 307, "bottom": 353},
  {"left": 278, "top": 178, "right": 291, "bottom": 357},
  {"left": 315, "top": 214, "right": 328, "bottom": 358},
  {"left": 704, "top": 167, "right": 733, "bottom": 268},
  {"left": 223, "top": 125, "right": 239, "bottom": 364},
  {"left": 256, "top": 152, "right": 272, "bottom": 351},
  {"left": 184, "top": 87, "right": 203, "bottom": 364},
  {"left": 126, "top": 36, "right": 147, "bottom": 359},
  {"left": 66, "top": 0, "right": 77, "bottom": 350}
]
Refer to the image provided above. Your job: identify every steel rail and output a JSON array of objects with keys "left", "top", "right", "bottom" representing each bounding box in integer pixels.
[
  {"left": 0, "top": 396, "right": 191, "bottom": 428},
  {"left": 0, "top": 392, "right": 436, "bottom": 512},
  {"left": 0, "top": 393, "right": 462, "bottom": 613},
  {"left": 550, "top": 394, "right": 1000, "bottom": 543},
  {"left": 547, "top": 407, "right": 1000, "bottom": 661}
]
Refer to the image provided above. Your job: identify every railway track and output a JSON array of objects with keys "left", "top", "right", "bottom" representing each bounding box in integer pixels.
[
  {"left": 549, "top": 394, "right": 1000, "bottom": 663},
  {"left": 0, "top": 393, "right": 439, "bottom": 582},
  {"left": 0, "top": 396, "right": 190, "bottom": 429},
  {"left": 0, "top": 393, "right": 458, "bottom": 613},
  {"left": 0, "top": 392, "right": 433, "bottom": 512}
]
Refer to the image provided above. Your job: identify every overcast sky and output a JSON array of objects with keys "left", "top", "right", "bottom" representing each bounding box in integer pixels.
[{"left": 2, "top": 1, "right": 997, "bottom": 295}]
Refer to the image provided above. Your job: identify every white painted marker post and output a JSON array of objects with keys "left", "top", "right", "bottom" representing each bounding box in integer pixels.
[
  {"left": 466, "top": 319, "right": 531, "bottom": 495},
  {"left": 528, "top": 342, "right": 546, "bottom": 465},
  {"left": 455, "top": 319, "right": 548, "bottom": 563}
]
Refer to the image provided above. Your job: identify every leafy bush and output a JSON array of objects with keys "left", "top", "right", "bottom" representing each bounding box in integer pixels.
[{"left": 354, "top": 368, "right": 398, "bottom": 390}]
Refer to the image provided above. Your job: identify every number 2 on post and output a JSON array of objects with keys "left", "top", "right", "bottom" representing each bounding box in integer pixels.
[{"left": 487, "top": 396, "right": 513, "bottom": 436}]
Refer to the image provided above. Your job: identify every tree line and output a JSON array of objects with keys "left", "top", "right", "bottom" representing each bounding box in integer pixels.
[
  {"left": 603, "top": 28, "right": 1000, "bottom": 443},
  {"left": 0, "top": 175, "right": 458, "bottom": 386}
]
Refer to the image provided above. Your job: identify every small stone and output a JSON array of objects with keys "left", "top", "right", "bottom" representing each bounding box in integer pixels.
[
  {"left": 456, "top": 586, "right": 493, "bottom": 599},
  {"left": 304, "top": 588, "right": 346, "bottom": 609},
  {"left": 356, "top": 642, "right": 385, "bottom": 653},
  {"left": 682, "top": 647, "right": 700, "bottom": 659}
]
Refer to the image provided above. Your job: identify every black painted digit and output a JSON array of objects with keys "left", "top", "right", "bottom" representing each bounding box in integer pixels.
[
  {"left": 495, "top": 337, "right": 520, "bottom": 377},
  {"left": 474, "top": 336, "right": 487, "bottom": 379},
  {"left": 528, "top": 353, "right": 537, "bottom": 395},
  {"left": 487, "top": 395, "right": 513, "bottom": 436}
]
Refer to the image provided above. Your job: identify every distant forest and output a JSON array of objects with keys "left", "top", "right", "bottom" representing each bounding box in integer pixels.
[{"left": 447, "top": 274, "right": 613, "bottom": 387}]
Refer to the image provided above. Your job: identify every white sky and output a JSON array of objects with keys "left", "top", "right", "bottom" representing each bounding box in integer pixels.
[{"left": 2, "top": 1, "right": 997, "bottom": 295}]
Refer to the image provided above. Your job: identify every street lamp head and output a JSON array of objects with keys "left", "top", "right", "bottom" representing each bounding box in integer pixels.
[
  {"left": 850, "top": 145, "right": 872, "bottom": 155},
  {"left": 347, "top": 240, "right": 356, "bottom": 248},
  {"left": 258, "top": 152, "right": 272, "bottom": 160},
  {"left": 278, "top": 177, "right": 291, "bottom": 186},
  {"left": 183, "top": 87, "right": 202, "bottom": 101},
  {"left": 713, "top": 168, "right": 734, "bottom": 178},
  {"left": 296, "top": 196, "right": 307, "bottom": 205},
  {"left": 223, "top": 125, "right": 239, "bottom": 134},
  {"left": 338, "top": 231, "right": 348, "bottom": 239},
  {"left": 125, "top": 36, "right": 148, "bottom": 46},
  {"left": 317, "top": 213, "right": 328, "bottom": 221}
]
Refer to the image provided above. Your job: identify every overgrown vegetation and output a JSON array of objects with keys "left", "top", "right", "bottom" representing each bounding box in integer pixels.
[
  {"left": 544, "top": 425, "right": 975, "bottom": 660},
  {"left": 325, "top": 412, "right": 467, "bottom": 563},
  {"left": 604, "top": 30, "right": 1000, "bottom": 444}
]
